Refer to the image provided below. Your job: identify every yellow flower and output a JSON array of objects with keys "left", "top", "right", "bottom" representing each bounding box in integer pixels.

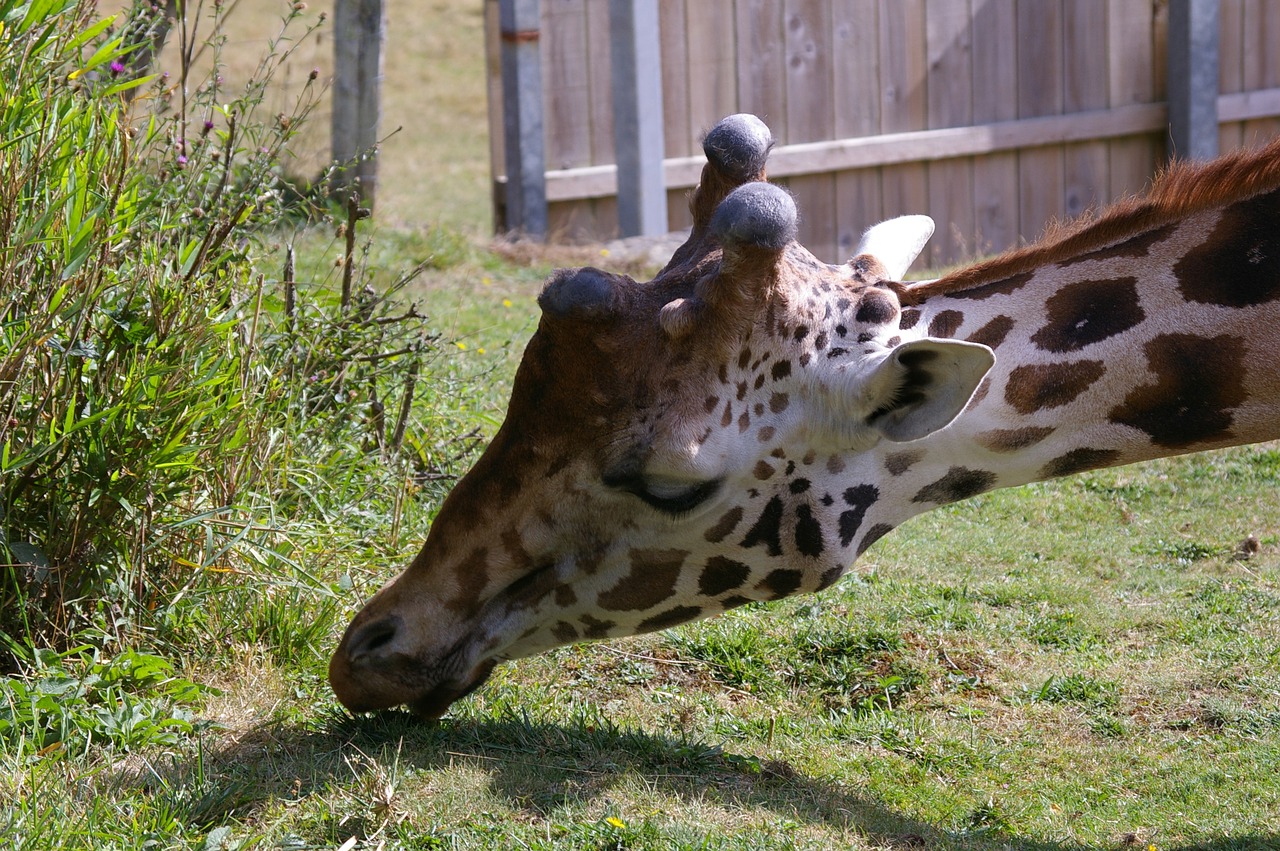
[
  {"left": 599, "top": 248, "right": 610, "bottom": 257},
  {"left": 605, "top": 817, "right": 625, "bottom": 829},
  {"left": 69, "top": 68, "right": 84, "bottom": 80},
  {"left": 482, "top": 276, "right": 492, "bottom": 286},
  {"left": 455, "top": 341, "right": 467, "bottom": 350},
  {"left": 502, "top": 299, "right": 512, "bottom": 308},
  {"left": 477, "top": 347, "right": 486, "bottom": 355}
]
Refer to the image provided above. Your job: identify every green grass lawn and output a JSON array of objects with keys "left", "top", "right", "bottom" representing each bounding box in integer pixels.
[{"left": 6, "top": 228, "right": 1279, "bottom": 849}]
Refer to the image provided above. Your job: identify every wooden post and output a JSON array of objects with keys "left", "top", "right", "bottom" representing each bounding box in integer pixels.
[
  {"left": 609, "top": 0, "right": 668, "bottom": 237},
  {"left": 331, "top": 0, "right": 387, "bottom": 209},
  {"left": 1168, "top": 0, "right": 1220, "bottom": 160},
  {"left": 500, "top": 0, "right": 548, "bottom": 239}
]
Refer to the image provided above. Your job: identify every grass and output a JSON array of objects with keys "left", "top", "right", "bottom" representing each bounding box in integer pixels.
[{"left": 4, "top": 2, "right": 1280, "bottom": 850}]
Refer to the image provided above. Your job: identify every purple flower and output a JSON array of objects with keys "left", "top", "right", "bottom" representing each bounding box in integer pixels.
[
  {"left": 176, "top": 155, "right": 188, "bottom": 166},
  {"left": 109, "top": 60, "right": 125, "bottom": 76}
]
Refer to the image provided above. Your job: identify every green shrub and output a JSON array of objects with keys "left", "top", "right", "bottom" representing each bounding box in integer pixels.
[{"left": 0, "top": 0, "right": 458, "bottom": 659}]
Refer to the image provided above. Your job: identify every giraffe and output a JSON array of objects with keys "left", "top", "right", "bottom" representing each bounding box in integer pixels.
[{"left": 329, "top": 114, "right": 1280, "bottom": 718}]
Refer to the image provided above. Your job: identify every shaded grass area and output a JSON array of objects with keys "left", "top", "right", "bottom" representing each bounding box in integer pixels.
[{"left": 7, "top": 427, "right": 1278, "bottom": 849}]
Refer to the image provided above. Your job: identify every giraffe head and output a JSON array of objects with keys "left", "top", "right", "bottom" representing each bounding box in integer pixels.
[{"left": 329, "top": 114, "right": 995, "bottom": 717}]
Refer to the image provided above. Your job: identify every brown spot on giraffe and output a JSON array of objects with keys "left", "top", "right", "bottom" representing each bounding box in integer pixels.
[
  {"left": 884, "top": 450, "right": 924, "bottom": 475},
  {"left": 705, "top": 506, "right": 745, "bottom": 543},
  {"left": 977, "top": 426, "right": 1056, "bottom": 453},
  {"left": 756, "top": 569, "right": 804, "bottom": 599},
  {"left": 1031, "top": 277, "right": 1145, "bottom": 353},
  {"left": 794, "top": 503, "right": 824, "bottom": 556},
  {"left": 966, "top": 315, "right": 1015, "bottom": 349},
  {"left": 699, "top": 556, "right": 751, "bottom": 596},
  {"left": 741, "top": 495, "right": 785, "bottom": 556},
  {"left": 944, "top": 270, "right": 1035, "bottom": 301},
  {"left": 1108, "top": 333, "right": 1249, "bottom": 448},
  {"left": 838, "top": 484, "right": 879, "bottom": 548},
  {"left": 1174, "top": 188, "right": 1280, "bottom": 308},
  {"left": 637, "top": 606, "right": 703, "bottom": 634},
  {"left": 1039, "top": 447, "right": 1122, "bottom": 479},
  {"left": 912, "top": 466, "right": 997, "bottom": 505},
  {"left": 928, "top": 309, "right": 965, "bottom": 338},
  {"left": 1056, "top": 223, "right": 1176, "bottom": 267},
  {"left": 598, "top": 549, "right": 688, "bottom": 612},
  {"left": 1004, "top": 360, "right": 1106, "bottom": 414},
  {"left": 580, "top": 614, "right": 615, "bottom": 639}
]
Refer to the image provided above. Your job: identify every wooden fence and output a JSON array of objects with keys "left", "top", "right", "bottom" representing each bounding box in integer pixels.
[{"left": 485, "top": 0, "right": 1280, "bottom": 267}]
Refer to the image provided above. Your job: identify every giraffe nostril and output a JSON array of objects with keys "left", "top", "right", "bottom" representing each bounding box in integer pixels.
[{"left": 346, "top": 615, "right": 401, "bottom": 663}]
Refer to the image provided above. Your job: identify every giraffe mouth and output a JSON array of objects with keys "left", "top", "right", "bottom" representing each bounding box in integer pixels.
[{"left": 407, "top": 658, "right": 498, "bottom": 719}]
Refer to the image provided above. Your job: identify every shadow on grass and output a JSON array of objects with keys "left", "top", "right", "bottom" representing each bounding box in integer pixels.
[{"left": 144, "top": 709, "right": 1276, "bottom": 850}]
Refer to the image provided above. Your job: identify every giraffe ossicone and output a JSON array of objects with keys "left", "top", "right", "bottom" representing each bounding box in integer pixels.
[{"left": 330, "top": 113, "right": 1280, "bottom": 718}]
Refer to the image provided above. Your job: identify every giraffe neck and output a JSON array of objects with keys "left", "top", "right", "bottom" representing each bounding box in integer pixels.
[{"left": 851, "top": 185, "right": 1280, "bottom": 546}]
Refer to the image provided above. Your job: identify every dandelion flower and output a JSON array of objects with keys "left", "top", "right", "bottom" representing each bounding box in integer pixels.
[
  {"left": 455, "top": 342, "right": 467, "bottom": 350},
  {"left": 502, "top": 299, "right": 512, "bottom": 308},
  {"left": 605, "top": 817, "right": 625, "bottom": 829}
]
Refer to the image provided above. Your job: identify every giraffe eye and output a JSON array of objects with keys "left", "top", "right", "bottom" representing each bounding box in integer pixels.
[{"left": 604, "top": 472, "right": 722, "bottom": 515}]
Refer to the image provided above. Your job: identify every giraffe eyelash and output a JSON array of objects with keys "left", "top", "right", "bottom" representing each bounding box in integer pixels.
[{"left": 604, "top": 473, "right": 723, "bottom": 516}]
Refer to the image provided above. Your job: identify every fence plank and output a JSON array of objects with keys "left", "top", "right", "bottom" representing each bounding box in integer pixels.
[
  {"left": 500, "top": 0, "right": 1280, "bottom": 248},
  {"left": 878, "top": 0, "right": 928, "bottom": 235},
  {"left": 1242, "top": 0, "right": 1280, "bottom": 144},
  {"left": 970, "top": 0, "right": 1018, "bottom": 257},
  {"left": 1219, "top": 0, "right": 1245, "bottom": 150},
  {"left": 1107, "top": 0, "right": 1159, "bottom": 201},
  {"left": 737, "top": 0, "right": 787, "bottom": 135},
  {"left": 587, "top": 0, "right": 615, "bottom": 165},
  {"left": 1017, "top": 0, "right": 1064, "bottom": 245},
  {"left": 499, "top": 0, "right": 547, "bottom": 237},
  {"left": 784, "top": 0, "right": 836, "bottom": 260},
  {"left": 658, "top": 0, "right": 693, "bottom": 230},
  {"left": 541, "top": 102, "right": 1176, "bottom": 201},
  {"left": 832, "top": 0, "right": 881, "bottom": 261},
  {"left": 925, "top": 0, "right": 974, "bottom": 266},
  {"left": 543, "top": 0, "right": 592, "bottom": 171},
  {"left": 485, "top": 0, "right": 506, "bottom": 230},
  {"left": 611, "top": 0, "right": 668, "bottom": 237},
  {"left": 1168, "top": 0, "right": 1220, "bottom": 160},
  {"left": 685, "top": 0, "right": 737, "bottom": 148},
  {"left": 1063, "top": 0, "right": 1109, "bottom": 221}
]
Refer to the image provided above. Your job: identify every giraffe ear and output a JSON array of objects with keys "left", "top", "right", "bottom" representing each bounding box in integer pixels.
[
  {"left": 850, "top": 215, "right": 935, "bottom": 280},
  {"left": 862, "top": 338, "right": 994, "bottom": 442}
]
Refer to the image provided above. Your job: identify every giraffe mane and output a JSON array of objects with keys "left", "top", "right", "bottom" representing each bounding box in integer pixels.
[{"left": 899, "top": 135, "right": 1280, "bottom": 304}]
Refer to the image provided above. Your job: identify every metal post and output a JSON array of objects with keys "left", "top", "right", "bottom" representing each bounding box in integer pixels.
[
  {"left": 500, "top": 0, "right": 548, "bottom": 239},
  {"left": 609, "top": 0, "right": 668, "bottom": 237},
  {"left": 1168, "top": 0, "right": 1220, "bottom": 161},
  {"left": 331, "top": 0, "right": 387, "bottom": 208}
]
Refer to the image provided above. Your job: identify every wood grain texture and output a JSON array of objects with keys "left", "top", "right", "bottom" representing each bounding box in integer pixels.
[
  {"left": 970, "top": 0, "right": 1018, "bottom": 257},
  {"left": 832, "top": 0, "right": 882, "bottom": 261},
  {"left": 1062, "top": 0, "right": 1108, "bottom": 221},
  {"left": 1017, "top": 0, "right": 1064, "bottom": 246},
  {"left": 925, "top": 0, "right": 974, "bottom": 265}
]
